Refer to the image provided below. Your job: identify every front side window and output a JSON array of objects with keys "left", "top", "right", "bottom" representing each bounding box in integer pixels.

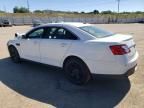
[
  {"left": 27, "top": 28, "right": 44, "bottom": 39},
  {"left": 79, "top": 26, "right": 114, "bottom": 38}
]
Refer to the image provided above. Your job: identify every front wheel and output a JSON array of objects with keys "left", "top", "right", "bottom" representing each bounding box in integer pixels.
[
  {"left": 64, "top": 57, "right": 91, "bottom": 85},
  {"left": 8, "top": 46, "right": 21, "bottom": 63}
]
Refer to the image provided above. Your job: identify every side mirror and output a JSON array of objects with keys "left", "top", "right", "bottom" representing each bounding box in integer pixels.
[
  {"left": 22, "top": 34, "right": 26, "bottom": 39},
  {"left": 15, "top": 33, "right": 19, "bottom": 38}
]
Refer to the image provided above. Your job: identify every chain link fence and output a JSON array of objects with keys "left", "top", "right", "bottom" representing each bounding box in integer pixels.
[{"left": 0, "top": 15, "right": 144, "bottom": 25}]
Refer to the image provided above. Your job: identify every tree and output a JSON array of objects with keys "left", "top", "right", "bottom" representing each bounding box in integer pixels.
[
  {"left": 81, "top": 11, "right": 85, "bottom": 14},
  {"left": 121, "top": 11, "right": 131, "bottom": 14},
  {"left": 0, "top": 10, "right": 5, "bottom": 13},
  {"left": 13, "top": 6, "right": 30, "bottom": 13},
  {"left": 135, "top": 11, "right": 143, "bottom": 14},
  {"left": 93, "top": 10, "right": 99, "bottom": 14},
  {"left": 73, "top": 11, "right": 79, "bottom": 14},
  {"left": 101, "top": 10, "right": 113, "bottom": 14},
  {"left": 34, "top": 10, "right": 44, "bottom": 13},
  {"left": 13, "top": 6, "right": 19, "bottom": 13}
]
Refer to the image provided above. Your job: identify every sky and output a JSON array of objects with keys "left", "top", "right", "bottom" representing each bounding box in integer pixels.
[{"left": 0, "top": 0, "right": 144, "bottom": 13}]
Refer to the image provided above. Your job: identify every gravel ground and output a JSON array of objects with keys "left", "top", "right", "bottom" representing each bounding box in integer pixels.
[{"left": 0, "top": 24, "right": 144, "bottom": 108}]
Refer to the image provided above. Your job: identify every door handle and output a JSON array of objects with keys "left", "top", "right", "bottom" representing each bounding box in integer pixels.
[{"left": 16, "top": 43, "right": 20, "bottom": 46}]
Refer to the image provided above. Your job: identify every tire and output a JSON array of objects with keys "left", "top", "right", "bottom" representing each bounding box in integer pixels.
[
  {"left": 8, "top": 46, "right": 21, "bottom": 63},
  {"left": 64, "top": 57, "right": 91, "bottom": 85}
]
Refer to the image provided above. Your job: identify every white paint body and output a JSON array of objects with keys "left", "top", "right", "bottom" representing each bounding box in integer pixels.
[{"left": 8, "top": 23, "right": 138, "bottom": 75}]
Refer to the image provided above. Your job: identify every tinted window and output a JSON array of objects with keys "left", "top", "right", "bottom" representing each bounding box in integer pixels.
[
  {"left": 54, "top": 28, "right": 66, "bottom": 39},
  {"left": 27, "top": 28, "right": 44, "bottom": 39},
  {"left": 43, "top": 27, "right": 78, "bottom": 40},
  {"left": 79, "top": 26, "right": 114, "bottom": 38},
  {"left": 42, "top": 27, "right": 57, "bottom": 39}
]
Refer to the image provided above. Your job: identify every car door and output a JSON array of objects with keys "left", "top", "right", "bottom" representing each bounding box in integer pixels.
[
  {"left": 20, "top": 28, "right": 44, "bottom": 62},
  {"left": 40, "top": 26, "right": 78, "bottom": 67}
]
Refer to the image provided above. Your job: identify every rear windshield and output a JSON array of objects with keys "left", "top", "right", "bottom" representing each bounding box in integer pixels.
[{"left": 79, "top": 26, "right": 114, "bottom": 38}]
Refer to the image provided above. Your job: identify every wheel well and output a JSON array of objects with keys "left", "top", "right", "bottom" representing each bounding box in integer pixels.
[
  {"left": 8, "top": 45, "right": 19, "bottom": 54},
  {"left": 63, "top": 55, "right": 92, "bottom": 78},
  {"left": 8, "top": 45, "right": 16, "bottom": 50},
  {"left": 63, "top": 56, "right": 86, "bottom": 68}
]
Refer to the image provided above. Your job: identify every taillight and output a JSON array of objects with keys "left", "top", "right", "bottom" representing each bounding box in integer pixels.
[{"left": 110, "top": 44, "right": 130, "bottom": 55}]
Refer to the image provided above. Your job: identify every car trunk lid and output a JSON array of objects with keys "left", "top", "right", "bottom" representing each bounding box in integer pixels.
[{"left": 97, "top": 34, "right": 136, "bottom": 61}]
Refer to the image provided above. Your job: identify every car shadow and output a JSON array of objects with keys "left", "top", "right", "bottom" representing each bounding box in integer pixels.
[{"left": 0, "top": 57, "right": 131, "bottom": 108}]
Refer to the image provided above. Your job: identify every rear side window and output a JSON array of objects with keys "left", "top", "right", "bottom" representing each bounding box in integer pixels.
[
  {"left": 43, "top": 27, "right": 57, "bottom": 39},
  {"left": 43, "top": 27, "right": 78, "bottom": 40},
  {"left": 79, "top": 26, "right": 114, "bottom": 38}
]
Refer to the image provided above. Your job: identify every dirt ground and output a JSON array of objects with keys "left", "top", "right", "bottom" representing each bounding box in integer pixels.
[{"left": 0, "top": 24, "right": 144, "bottom": 108}]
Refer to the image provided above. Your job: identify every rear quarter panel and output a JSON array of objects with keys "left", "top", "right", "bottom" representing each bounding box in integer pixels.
[
  {"left": 62, "top": 40, "right": 125, "bottom": 74},
  {"left": 67, "top": 40, "right": 115, "bottom": 61},
  {"left": 62, "top": 40, "right": 117, "bottom": 66}
]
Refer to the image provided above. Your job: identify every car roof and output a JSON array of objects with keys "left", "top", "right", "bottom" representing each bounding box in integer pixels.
[{"left": 41, "top": 22, "right": 91, "bottom": 28}]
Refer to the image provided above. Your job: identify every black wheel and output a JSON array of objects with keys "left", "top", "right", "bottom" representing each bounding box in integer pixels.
[
  {"left": 64, "top": 57, "right": 91, "bottom": 85},
  {"left": 8, "top": 46, "right": 21, "bottom": 63}
]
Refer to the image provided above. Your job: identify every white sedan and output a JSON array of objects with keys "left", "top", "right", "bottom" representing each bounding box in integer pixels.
[{"left": 7, "top": 23, "right": 138, "bottom": 85}]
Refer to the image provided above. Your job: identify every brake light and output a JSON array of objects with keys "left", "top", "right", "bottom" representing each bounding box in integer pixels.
[{"left": 110, "top": 45, "right": 130, "bottom": 55}]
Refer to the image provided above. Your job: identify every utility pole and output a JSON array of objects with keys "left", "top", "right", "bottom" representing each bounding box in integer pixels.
[
  {"left": 27, "top": 0, "right": 30, "bottom": 11},
  {"left": 117, "top": 0, "right": 120, "bottom": 13},
  {"left": 116, "top": 0, "right": 120, "bottom": 23}
]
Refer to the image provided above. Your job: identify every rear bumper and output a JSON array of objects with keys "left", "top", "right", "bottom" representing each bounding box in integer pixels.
[
  {"left": 124, "top": 64, "right": 137, "bottom": 76},
  {"left": 85, "top": 52, "right": 138, "bottom": 76},
  {"left": 91, "top": 64, "right": 137, "bottom": 79}
]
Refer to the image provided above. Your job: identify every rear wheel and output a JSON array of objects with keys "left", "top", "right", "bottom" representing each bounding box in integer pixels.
[
  {"left": 64, "top": 57, "right": 91, "bottom": 85},
  {"left": 8, "top": 46, "right": 21, "bottom": 63}
]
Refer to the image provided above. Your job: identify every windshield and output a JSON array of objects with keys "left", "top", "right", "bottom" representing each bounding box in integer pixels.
[{"left": 79, "top": 26, "right": 114, "bottom": 38}]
